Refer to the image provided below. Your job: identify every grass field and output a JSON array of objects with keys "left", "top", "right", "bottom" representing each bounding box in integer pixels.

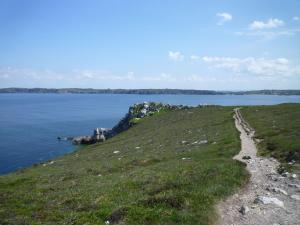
[
  {"left": 241, "top": 103, "right": 300, "bottom": 171},
  {"left": 0, "top": 106, "right": 248, "bottom": 225}
]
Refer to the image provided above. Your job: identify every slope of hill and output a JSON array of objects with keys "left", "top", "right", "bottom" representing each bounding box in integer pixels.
[
  {"left": 0, "top": 106, "right": 248, "bottom": 225},
  {"left": 241, "top": 104, "right": 300, "bottom": 171}
]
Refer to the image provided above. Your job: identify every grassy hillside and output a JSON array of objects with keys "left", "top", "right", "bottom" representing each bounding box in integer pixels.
[
  {"left": 241, "top": 104, "right": 300, "bottom": 170},
  {"left": 0, "top": 106, "right": 248, "bottom": 225}
]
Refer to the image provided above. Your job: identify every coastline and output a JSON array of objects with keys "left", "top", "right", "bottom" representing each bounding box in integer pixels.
[
  {"left": 0, "top": 103, "right": 299, "bottom": 224},
  {"left": 1, "top": 88, "right": 300, "bottom": 95}
]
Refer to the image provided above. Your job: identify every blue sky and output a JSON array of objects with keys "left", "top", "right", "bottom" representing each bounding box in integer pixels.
[{"left": 0, "top": 0, "right": 300, "bottom": 90}]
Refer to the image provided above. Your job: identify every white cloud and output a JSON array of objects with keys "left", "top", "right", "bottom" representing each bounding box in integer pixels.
[
  {"left": 141, "top": 73, "right": 176, "bottom": 82},
  {"left": 0, "top": 68, "right": 178, "bottom": 85},
  {"left": 293, "top": 16, "right": 300, "bottom": 21},
  {"left": 0, "top": 73, "right": 10, "bottom": 79},
  {"left": 81, "top": 71, "right": 94, "bottom": 78},
  {"left": 237, "top": 18, "right": 299, "bottom": 40},
  {"left": 199, "top": 56, "right": 300, "bottom": 77},
  {"left": 1, "top": 66, "right": 299, "bottom": 90},
  {"left": 0, "top": 68, "right": 138, "bottom": 83},
  {"left": 249, "top": 18, "right": 284, "bottom": 30},
  {"left": 160, "top": 73, "right": 172, "bottom": 79},
  {"left": 190, "top": 55, "right": 201, "bottom": 61},
  {"left": 216, "top": 12, "right": 232, "bottom": 25},
  {"left": 185, "top": 74, "right": 204, "bottom": 81},
  {"left": 77, "top": 71, "right": 136, "bottom": 81},
  {"left": 235, "top": 28, "right": 300, "bottom": 40},
  {"left": 168, "top": 51, "right": 184, "bottom": 61}
]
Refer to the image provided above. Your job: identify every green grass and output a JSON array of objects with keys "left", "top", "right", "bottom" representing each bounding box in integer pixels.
[
  {"left": 0, "top": 106, "right": 248, "bottom": 225},
  {"left": 241, "top": 103, "right": 300, "bottom": 170}
]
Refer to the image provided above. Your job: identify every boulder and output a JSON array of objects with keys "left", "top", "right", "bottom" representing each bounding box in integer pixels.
[{"left": 72, "top": 136, "right": 94, "bottom": 144}]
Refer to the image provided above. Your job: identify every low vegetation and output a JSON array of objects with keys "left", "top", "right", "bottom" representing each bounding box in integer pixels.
[
  {"left": 0, "top": 106, "right": 248, "bottom": 225},
  {"left": 241, "top": 103, "right": 300, "bottom": 170}
]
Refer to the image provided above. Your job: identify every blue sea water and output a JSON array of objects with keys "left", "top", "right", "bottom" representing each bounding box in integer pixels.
[{"left": 1, "top": 93, "right": 300, "bottom": 175}]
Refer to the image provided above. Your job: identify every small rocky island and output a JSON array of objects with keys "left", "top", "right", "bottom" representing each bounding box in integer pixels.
[{"left": 64, "top": 102, "right": 190, "bottom": 145}]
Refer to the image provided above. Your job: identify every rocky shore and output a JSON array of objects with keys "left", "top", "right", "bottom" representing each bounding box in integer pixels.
[{"left": 63, "top": 102, "right": 191, "bottom": 145}]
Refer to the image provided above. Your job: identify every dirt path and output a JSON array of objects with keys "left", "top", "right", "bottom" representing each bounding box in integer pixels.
[{"left": 218, "top": 108, "right": 300, "bottom": 225}]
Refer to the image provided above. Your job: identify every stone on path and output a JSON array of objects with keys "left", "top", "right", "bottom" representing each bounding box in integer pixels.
[
  {"left": 290, "top": 195, "right": 300, "bottom": 201},
  {"left": 242, "top": 155, "right": 251, "bottom": 160},
  {"left": 288, "top": 183, "right": 300, "bottom": 188},
  {"left": 254, "top": 196, "right": 284, "bottom": 208},
  {"left": 269, "top": 187, "right": 288, "bottom": 195},
  {"left": 239, "top": 205, "right": 250, "bottom": 215}
]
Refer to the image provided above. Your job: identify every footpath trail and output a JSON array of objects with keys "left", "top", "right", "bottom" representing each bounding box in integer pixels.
[{"left": 218, "top": 108, "right": 300, "bottom": 225}]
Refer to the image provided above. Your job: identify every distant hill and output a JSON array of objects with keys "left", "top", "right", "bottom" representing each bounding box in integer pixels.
[{"left": 0, "top": 88, "right": 299, "bottom": 95}]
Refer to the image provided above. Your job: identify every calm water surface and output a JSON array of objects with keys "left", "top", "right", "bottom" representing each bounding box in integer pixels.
[{"left": 1, "top": 93, "right": 300, "bottom": 174}]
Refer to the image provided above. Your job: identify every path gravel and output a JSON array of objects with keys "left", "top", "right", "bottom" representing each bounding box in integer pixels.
[{"left": 218, "top": 108, "right": 300, "bottom": 225}]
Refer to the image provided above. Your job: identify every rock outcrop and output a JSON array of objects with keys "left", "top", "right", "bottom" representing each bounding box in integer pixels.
[
  {"left": 70, "top": 102, "right": 189, "bottom": 145},
  {"left": 111, "top": 102, "right": 188, "bottom": 135},
  {"left": 72, "top": 128, "right": 112, "bottom": 145}
]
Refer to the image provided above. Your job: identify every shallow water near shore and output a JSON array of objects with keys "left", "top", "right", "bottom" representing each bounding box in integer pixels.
[{"left": 1, "top": 93, "right": 300, "bottom": 175}]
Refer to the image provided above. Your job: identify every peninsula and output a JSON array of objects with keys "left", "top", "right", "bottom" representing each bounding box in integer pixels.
[{"left": 0, "top": 103, "right": 299, "bottom": 225}]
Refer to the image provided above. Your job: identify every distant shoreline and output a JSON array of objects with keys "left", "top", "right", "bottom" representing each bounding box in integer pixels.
[{"left": 1, "top": 88, "right": 300, "bottom": 95}]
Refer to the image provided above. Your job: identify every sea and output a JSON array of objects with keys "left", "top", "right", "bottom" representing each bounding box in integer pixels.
[{"left": 1, "top": 93, "right": 300, "bottom": 175}]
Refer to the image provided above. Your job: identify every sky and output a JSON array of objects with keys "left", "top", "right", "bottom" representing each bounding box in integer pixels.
[{"left": 0, "top": 0, "right": 300, "bottom": 90}]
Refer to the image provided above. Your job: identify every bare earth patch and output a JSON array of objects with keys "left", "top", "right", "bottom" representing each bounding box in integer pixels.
[{"left": 218, "top": 108, "right": 300, "bottom": 225}]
